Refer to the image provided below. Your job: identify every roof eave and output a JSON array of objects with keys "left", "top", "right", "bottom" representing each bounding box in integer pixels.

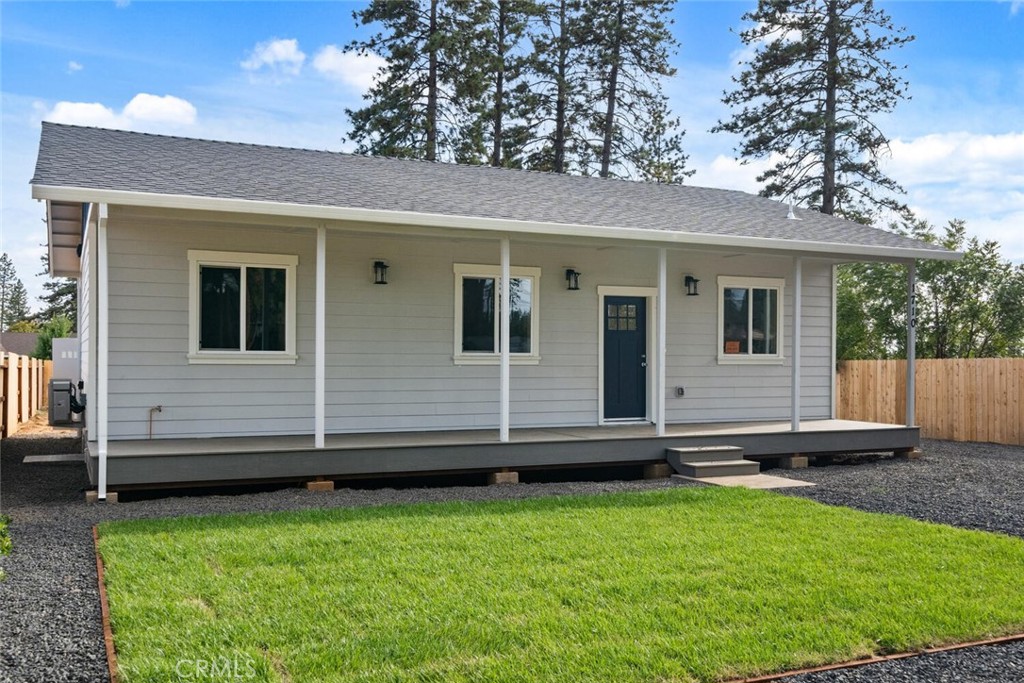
[{"left": 31, "top": 184, "right": 962, "bottom": 263}]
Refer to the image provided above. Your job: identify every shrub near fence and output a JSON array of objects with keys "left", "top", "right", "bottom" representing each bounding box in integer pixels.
[
  {"left": 836, "top": 359, "right": 1023, "bottom": 446},
  {"left": 1, "top": 353, "right": 53, "bottom": 439}
]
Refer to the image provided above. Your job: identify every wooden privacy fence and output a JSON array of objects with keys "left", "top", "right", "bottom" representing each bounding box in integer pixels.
[
  {"left": 1, "top": 353, "right": 53, "bottom": 439},
  {"left": 836, "top": 359, "right": 1023, "bottom": 446}
]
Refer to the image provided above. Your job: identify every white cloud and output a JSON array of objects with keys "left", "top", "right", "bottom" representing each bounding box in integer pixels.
[
  {"left": 312, "top": 46, "right": 385, "bottom": 92},
  {"left": 884, "top": 131, "right": 1024, "bottom": 261},
  {"left": 45, "top": 101, "right": 121, "bottom": 127},
  {"left": 122, "top": 93, "right": 197, "bottom": 125},
  {"left": 67, "top": 61, "right": 83, "bottom": 74},
  {"left": 43, "top": 93, "right": 197, "bottom": 130},
  {"left": 241, "top": 38, "right": 305, "bottom": 81},
  {"left": 696, "top": 155, "right": 768, "bottom": 195},
  {"left": 1008, "top": 1, "right": 1022, "bottom": 16},
  {"left": 887, "top": 132, "right": 1024, "bottom": 190}
]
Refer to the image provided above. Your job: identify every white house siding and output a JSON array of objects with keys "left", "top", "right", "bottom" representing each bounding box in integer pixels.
[
  {"left": 663, "top": 253, "right": 833, "bottom": 423},
  {"left": 105, "top": 210, "right": 316, "bottom": 439},
  {"left": 102, "top": 208, "right": 834, "bottom": 439}
]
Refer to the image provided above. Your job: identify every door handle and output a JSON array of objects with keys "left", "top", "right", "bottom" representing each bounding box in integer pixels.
[{"left": 641, "top": 362, "right": 647, "bottom": 368}]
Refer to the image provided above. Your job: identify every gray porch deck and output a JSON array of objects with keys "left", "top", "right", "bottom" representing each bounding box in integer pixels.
[{"left": 88, "top": 419, "right": 918, "bottom": 488}]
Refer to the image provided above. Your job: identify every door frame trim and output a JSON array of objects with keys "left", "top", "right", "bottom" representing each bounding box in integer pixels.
[{"left": 597, "top": 286, "right": 658, "bottom": 425}]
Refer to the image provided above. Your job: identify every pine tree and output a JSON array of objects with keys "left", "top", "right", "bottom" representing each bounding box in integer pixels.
[
  {"left": 346, "top": 0, "right": 472, "bottom": 162},
  {"left": 455, "top": 0, "right": 539, "bottom": 168},
  {"left": 36, "top": 253, "right": 77, "bottom": 332},
  {"left": 580, "top": 0, "right": 691, "bottom": 182},
  {"left": 521, "top": 0, "right": 589, "bottom": 173},
  {"left": 714, "top": 0, "right": 913, "bottom": 221},
  {"left": 1, "top": 253, "right": 32, "bottom": 331}
]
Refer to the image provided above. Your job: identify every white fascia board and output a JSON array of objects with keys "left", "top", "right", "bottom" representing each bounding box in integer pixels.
[{"left": 31, "top": 184, "right": 963, "bottom": 262}]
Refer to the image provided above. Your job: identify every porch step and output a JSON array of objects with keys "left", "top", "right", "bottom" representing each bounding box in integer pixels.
[
  {"left": 666, "top": 445, "right": 745, "bottom": 466},
  {"left": 666, "top": 445, "right": 759, "bottom": 479},
  {"left": 673, "top": 459, "right": 760, "bottom": 479}
]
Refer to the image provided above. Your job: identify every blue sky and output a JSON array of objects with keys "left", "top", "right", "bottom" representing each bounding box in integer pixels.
[{"left": 2, "top": 1, "right": 1022, "bottom": 304}]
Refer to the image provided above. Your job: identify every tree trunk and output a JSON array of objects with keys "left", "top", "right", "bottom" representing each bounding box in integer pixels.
[
  {"left": 490, "top": 0, "right": 508, "bottom": 167},
  {"left": 426, "top": 0, "right": 439, "bottom": 162},
  {"left": 553, "top": 0, "right": 568, "bottom": 173},
  {"left": 599, "top": 1, "right": 625, "bottom": 178},
  {"left": 821, "top": 0, "right": 839, "bottom": 214}
]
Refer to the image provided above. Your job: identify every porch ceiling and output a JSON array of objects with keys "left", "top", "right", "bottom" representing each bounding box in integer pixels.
[{"left": 47, "top": 200, "right": 83, "bottom": 278}]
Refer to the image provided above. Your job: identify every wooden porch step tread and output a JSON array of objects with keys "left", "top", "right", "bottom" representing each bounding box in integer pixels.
[
  {"left": 666, "top": 445, "right": 745, "bottom": 469},
  {"left": 673, "top": 459, "right": 760, "bottom": 479}
]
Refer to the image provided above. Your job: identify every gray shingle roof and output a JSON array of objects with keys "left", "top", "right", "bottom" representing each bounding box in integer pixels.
[
  {"left": 32, "top": 122, "right": 950, "bottom": 257},
  {"left": 0, "top": 333, "right": 39, "bottom": 356}
]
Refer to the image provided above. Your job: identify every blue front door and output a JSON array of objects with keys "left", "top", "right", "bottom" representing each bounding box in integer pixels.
[{"left": 603, "top": 296, "right": 647, "bottom": 420}]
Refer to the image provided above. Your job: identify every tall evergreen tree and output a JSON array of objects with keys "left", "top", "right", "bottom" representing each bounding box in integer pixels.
[
  {"left": 346, "top": 0, "right": 471, "bottom": 162},
  {"left": 580, "top": 0, "right": 691, "bottom": 182},
  {"left": 36, "top": 253, "right": 77, "bottom": 331},
  {"left": 521, "top": 0, "right": 588, "bottom": 173},
  {"left": 714, "top": 0, "right": 913, "bottom": 221},
  {"left": 457, "top": 0, "right": 538, "bottom": 167},
  {"left": 1, "top": 253, "right": 31, "bottom": 331}
]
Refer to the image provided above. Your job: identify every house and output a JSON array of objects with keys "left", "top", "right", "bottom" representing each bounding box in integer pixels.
[{"left": 31, "top": 123, "right": 956, "bottom": 499}]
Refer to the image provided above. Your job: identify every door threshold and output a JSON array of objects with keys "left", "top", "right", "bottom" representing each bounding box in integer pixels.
[{"left": 601, "top": 419, "right": 651, "bottom": 425}]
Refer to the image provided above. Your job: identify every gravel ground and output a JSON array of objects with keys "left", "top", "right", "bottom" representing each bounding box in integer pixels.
[{"left": 1, "top": 433, "right": 1022, "bottom": 682}]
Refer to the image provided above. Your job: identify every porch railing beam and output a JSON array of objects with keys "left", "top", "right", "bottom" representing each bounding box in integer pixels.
[
  {"left": 791, "top": 256, "right": 802, "bottom": 432},
  {"left": 656, "top": 248, "right": 667, "bottom": 436},
  {"left": 315, "top": 226, "right": 326, "bottom": 448},
  {"left": 97, "top": 203, "right": 109, "bottom": 499},
  {"left": 499, "top": 237, "right": 511, "bottom": 442},
  {"left": 906, "top": 260, "right": 917, "bottom": 427}
]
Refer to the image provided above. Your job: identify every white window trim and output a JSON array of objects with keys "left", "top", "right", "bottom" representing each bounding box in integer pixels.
[
  {"left": 188, "top": 250, "right": 298, "bottom": 365},
  {"left": 453, "top": 263, "right": 541, "bottom": 365},
  {"left": 717, "top": 275, "right": 785, "bottom": 365}
]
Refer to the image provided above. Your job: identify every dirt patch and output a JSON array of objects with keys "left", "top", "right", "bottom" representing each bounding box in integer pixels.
[{"left": 8, "top": 410, "right": 81, "bottom": 438}]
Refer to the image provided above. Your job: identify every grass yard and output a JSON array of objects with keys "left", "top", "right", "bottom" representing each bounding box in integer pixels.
[{"left": 97, "top": 487, "right": 1024, "bottom": 683}]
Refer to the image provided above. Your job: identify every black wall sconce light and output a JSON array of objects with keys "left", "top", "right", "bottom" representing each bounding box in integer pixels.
[
  {"left": 565, "top": 268, "right": 581, "bottom": 291},
  {"left": 684, "top": 275, "right": 700, "bottom": 296},
  {"left": 373, "top": 260, "right": 389, "bottom": 285}
]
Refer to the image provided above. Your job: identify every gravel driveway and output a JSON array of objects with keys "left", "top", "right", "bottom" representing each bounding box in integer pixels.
[{"left": 1, "top": 434, "right": 1022, "bottom": 683}]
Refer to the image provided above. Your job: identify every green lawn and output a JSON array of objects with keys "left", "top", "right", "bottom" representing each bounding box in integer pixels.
[{"left": 97, "top": 487, "right": 1024, "bottom": 683}]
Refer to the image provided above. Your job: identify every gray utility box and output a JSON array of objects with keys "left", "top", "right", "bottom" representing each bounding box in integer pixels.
[{"left": 49, "top": 379, "right": 73, "bottom": 426}]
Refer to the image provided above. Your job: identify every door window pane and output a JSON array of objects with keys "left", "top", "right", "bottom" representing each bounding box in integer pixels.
[
  {"left": 200, "top": 266, "right": 240, "bottom": 350},
  {"left": 723, "top": 287, "right": 749, "bottom": 354},
  {"left": 462, "top": 277, "right": 495, "bottom": 352},
  {"left": 246, "top": 267, "right": 287, "bottom": 351}
]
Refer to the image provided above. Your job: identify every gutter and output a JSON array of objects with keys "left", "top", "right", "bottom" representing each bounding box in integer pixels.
[{"left": 32, "top": 184, "right": 962, "bottom": 262}]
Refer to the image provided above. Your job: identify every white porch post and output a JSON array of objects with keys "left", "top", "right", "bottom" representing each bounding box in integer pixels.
[
  {"left": 97, "top": 204, "right": 109, "bottom": 499},
  {"left": 499, "top": 237, "right": 511, "bottom": 442},
  {"left": 656, "top": 248, "right": 667, "bottom": 436},
  {"left": 314, "top": 226, "right": 326, "bottom": 448},
  {"left": 790, "top": 257, "right": 802, "bottom": 432},
  {"left": 906, "top": 261, "right": 917, "bottom": 427}
]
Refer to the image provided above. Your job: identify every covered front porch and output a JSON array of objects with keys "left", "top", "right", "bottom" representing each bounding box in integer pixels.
[{"left": 86, "top": 418, "right": 919, "bottom": 488}]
